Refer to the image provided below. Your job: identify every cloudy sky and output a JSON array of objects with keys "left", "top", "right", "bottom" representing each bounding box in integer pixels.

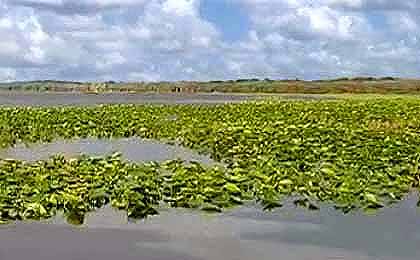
[{"left": 0, "top": 0, "right": 419, "bottom": 82}]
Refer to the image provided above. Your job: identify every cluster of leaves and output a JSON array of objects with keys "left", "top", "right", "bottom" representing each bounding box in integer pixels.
[
  {"left": 0, "top": 154, "right": 257, "bottom": 224},
  {"left": 1, "top": 98, "right": 420, "bottom": 224},
  {"left": 0, "top": 154, "right": 159, "bottom": 224}
]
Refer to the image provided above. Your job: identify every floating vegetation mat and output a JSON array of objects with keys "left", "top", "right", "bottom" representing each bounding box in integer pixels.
[{"left": 1, "top": 98, "right": 420, "bottom": 224}]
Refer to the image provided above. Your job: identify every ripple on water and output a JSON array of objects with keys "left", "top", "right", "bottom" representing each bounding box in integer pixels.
[{"left": 0, "top": 137, "right": 217, "bottom": 165}]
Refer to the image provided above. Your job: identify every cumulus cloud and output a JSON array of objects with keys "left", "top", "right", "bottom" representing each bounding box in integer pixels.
[
  {"left": 6, "top": 0, "right": 148, "bottom": 14},
  {"left": 326, "top": 0, "right": 419, "bottom": 11},
  {"left": 0, "top": 0, "right": 418, "bottom": 81},
  {"left": 0, "top": 0, "right": 225, "bottom": 81},
  {"left": 230, "top": 0, "right": 420, "bottom": 79}
]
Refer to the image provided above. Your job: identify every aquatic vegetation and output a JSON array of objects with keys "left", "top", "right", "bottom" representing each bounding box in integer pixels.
[
  {"left": 0, "top": 154, "right": 249, "bottom": 224},
  {"left": 1, "top": 98, "right": 420, "bottom": 224}
]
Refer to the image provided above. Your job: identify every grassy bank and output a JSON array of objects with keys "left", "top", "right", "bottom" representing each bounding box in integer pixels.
[{"left": 1, "top": 78, "right": 420, "bottom": 94}]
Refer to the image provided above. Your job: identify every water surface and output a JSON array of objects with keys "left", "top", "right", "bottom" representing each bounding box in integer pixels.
[
  {"left": 0, "top": 92, "right": 264, "bottom": 107},
  {"left": 0, "top": 137, "right": 419, "bottom": 260},
  {"left": 2, "top": 194, "right": 420, "bottom": 260},
  {"left": 0, "top": 92, "right": 338, "bottom": 107},
  {"left": 0, "top": 137, "right": 215, "bottom": 165}
]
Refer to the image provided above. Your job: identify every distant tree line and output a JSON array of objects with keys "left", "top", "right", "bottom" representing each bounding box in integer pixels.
[
  {"left": 207, "top": 76, "right": 398, "bottom": 84},
  {"left": 314, "top": 77, "right": 398, "bottom": 82}
]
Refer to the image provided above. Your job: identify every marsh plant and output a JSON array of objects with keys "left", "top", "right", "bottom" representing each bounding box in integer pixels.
[{"left": 1, "top": 98, "right": 420, "bottom": 224}]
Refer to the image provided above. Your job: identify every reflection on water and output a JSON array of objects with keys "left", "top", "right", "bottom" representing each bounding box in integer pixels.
[
  {"left": 23, "top": 193, "right": 418, "bottom": 260},
  {"left": 0, "top": 138, "right": 419, "bottom": 259},
  {"left": 233, "top": 194, "right": 420, "bottom": 259},
  {"left": 0, "top": 137, "right": 216, "bottom": 165}
]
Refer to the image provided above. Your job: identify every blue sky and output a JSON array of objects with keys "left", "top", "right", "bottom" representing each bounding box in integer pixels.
[
  {"left": 0, "top": 0, "right": 419, "bottom": 82},
  {"left": 200, "top": 0, "right": 250, "bottom": 42}
]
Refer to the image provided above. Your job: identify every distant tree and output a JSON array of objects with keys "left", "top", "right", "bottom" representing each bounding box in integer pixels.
[
  {"left": 379, "top": 77, "right": 396, "bottom": 81},
  {"left": 236, "top": 78, "right": 260, "bottom": 82},
  {"left": 335, "top": 77, "right": 349, "bottom": 81},
  {"left": 353, "top": 77, "right": 376, "bottom": 81}
]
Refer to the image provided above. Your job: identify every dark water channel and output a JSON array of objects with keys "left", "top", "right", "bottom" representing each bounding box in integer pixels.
[
  {"left": 0, "top": 92, "right": 337, "bottom": 107},
  {"left": 0, "top": 138, "right": 419, "bottom": 260},
  {"left": 0, "top": 92, "right": 266, "bottom": 107}
]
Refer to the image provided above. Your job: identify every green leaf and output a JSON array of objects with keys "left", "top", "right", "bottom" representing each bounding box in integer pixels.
[
  {"left": 201, "top": 203, "right": 222, "bottom": 213},
  {"left": 278, "top": 179, "right": 293, "bottom": 185},
  {"left": 223, "top": 183, "right": 241, "bottom": 193},
  {"left": 364, "top": 193, "right": 382, "bottom": 205}
]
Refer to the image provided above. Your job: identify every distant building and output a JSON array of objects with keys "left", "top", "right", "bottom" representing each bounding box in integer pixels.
[{"left": 171, "top": 84, "right": 198, "bottom": 93}]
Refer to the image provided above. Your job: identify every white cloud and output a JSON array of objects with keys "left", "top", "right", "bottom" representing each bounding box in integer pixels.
[
  {"left": 0, "top": 0, "right": 419, "bottom": 81},
  {"left": 227, "top": 0, "right": 420, "bottom": 79},
  {"left": 162, "top": 0, "right": 198, "bottom": 16},
  {"left": 7, "top": 0, "right": 148, "bottom": 12},
  {"left": 326, "top": 0, "right": 418, "bottom": 10},
  {"left": 0, "top": 68, "right": 16, "bottom": 82}
]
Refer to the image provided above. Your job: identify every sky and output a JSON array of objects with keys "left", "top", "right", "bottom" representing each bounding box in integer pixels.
[{"left": 0, "top": 0, "right": 419, "bottom": 82}]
